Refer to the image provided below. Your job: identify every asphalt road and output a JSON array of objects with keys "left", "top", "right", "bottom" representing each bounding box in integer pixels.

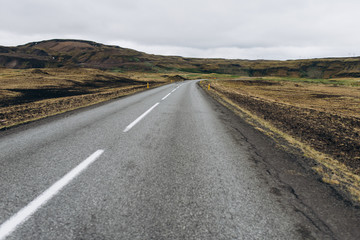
[{"left": 0, "top": 81, "right": 359, "bottom": 239}]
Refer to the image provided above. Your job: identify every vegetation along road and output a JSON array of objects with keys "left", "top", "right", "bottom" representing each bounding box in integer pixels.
[{"left": 0, "top": 80, "right": 359, "bottom": 239}]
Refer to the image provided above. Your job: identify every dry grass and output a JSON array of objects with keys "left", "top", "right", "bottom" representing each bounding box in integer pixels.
[
  {"left": 0, "top": 85, "right": 145, "bottom": 129},
  {"left": 216, "top": 78, "right": 360, "bottom": 118},
  {"left": 0, "top": 68, "right": 168, "bottom": 92},
  {"left": 0, "top": 68, "right": 180, "bottom": 129}
]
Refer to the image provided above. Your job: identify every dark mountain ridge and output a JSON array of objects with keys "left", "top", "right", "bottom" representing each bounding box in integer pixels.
[{"left": 1, "top": 39, "right": 360, "bottom": 78}]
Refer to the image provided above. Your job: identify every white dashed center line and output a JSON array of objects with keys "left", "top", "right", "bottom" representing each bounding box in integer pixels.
[
  {"left": 123, "top": 84, "right": 183, "bottom": 132},
  {"left": 0, "top": 150, "right": 104, "bottom": 240},
  {"left": 123, "top": 102, "right": 160, "bottom": 132},
  {"left": 162, "top": 93, "right": 171, "bottom": 101}
]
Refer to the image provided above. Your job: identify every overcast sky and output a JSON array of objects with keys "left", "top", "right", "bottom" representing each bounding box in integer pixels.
[{"left": 1, "top": 0, "right": 360, "bottom": 60}]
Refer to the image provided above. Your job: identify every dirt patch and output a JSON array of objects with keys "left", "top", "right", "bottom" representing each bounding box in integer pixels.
[
  {"left": 31, "top": 69, "right": 49, "bottom": 75},
  {"left": 311, "top": 93, "right": 341, "bottom": 98},
  {"left": 1, "top": 88, "right": 90, "bottom": 107},
  {"left": 236, "top": 79, "right": 281, "bottom": 86},
  {"left": 163, "top": 75, "right": 186, "bottom": 81}
]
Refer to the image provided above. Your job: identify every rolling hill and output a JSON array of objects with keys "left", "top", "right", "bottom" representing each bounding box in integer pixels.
[{"left": 1, "top": 39, "right": 360, "bottom": 78}]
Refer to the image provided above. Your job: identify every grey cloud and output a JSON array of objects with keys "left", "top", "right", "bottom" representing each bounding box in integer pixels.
[{"left": 1, "top": 0, "right": 360, "bottom": 59}]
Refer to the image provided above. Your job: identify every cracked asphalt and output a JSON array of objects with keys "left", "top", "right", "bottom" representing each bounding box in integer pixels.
[{"left": 0, "top": 81, "right": 359, "bottom": 239}]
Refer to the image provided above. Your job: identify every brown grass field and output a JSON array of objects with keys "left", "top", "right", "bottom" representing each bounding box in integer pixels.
[
  {"left": 0, "top": 68, "right": 183, "bottom": 129},
  {"left": 199, "top": 77, "right": 360, "bottom": 203}
]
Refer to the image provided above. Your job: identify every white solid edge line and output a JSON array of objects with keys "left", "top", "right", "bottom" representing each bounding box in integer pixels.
[
  {"left": 0, "top": 150, "right": 104, "bottom": 240},
  {"left": 123, "top": 102, "right": 160, "bottom": 132},
  {"left": 161, "top": 93, "right": 171, "bottom": 101}
]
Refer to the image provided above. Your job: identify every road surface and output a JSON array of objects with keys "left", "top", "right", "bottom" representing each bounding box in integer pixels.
[{"left": 0, "top": 81, "right": 359, "bottom": 239}]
